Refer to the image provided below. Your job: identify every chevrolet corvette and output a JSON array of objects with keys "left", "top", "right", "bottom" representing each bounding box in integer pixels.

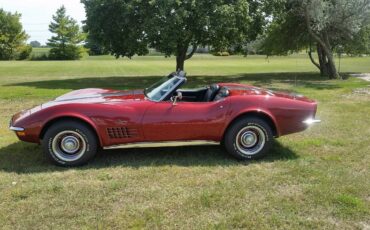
[{"left": 10, "top": 71, "right": 320, "bottom": 166}]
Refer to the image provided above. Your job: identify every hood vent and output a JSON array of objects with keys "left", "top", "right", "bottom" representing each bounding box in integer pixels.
[{"left": 107, "top": 127, "right": 138, "bottom": 139}]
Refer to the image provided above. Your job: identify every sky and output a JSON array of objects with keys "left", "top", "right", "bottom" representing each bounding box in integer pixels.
[{"left": 1, "top": 0, "right": 86, "bottom": 45}]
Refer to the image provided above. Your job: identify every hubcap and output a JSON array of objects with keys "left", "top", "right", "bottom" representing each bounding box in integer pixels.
[
  {"left": 240, "top": 131, "right": 257, "bottom": 148},
  {"left": 235, "top": 125, "right": 266, "bottom": 156},
  {"left": 61, "top": 136, "right": 80, "bottom": 154},
  {"left": 52, "top": 131, "right": 86, "bottom": 162}
]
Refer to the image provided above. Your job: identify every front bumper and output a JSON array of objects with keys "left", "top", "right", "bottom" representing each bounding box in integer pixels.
[
  {"left": 9, "top": 126, "right": 25, "bottom": 132},
  {"left": 9, "top": 114, "right": 40, "bottom": 144},
  {"left": 9, "top": 117, "right": 25, "bottom": 132}
]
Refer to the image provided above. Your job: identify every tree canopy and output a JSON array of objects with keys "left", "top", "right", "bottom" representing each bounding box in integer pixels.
[
  {"left": 82, "top": 0, "right": 268, "bottom": 70},
  {"left": 262, "top": 0, "right": 370, "bottom": 79},
  {"left": 47, "top": 6, "right": 86, "bottom": 60},
  {"left": 0, "top": 8, "right": 31, "bottom": 60}
]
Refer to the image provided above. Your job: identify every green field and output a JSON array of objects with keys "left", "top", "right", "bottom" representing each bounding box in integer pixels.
[{"left": 0, "top": 55, "right": 369, "bottom": 229}]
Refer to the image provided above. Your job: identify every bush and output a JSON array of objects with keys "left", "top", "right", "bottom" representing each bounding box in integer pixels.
[
  {"left": 213, "top": 51, "right": 230, "bottom": 56},
  {"left": 16, "top": 45, "right": 32, "bottom": 60},
  {"left": 48, "top": 45, "right": 86, "bottom": 60},
  {"left": 30, "top": 53, "right": 49, "bottom": 61}
]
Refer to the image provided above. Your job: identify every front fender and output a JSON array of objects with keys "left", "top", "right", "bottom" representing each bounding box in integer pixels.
[
  {"left": 39, "top": 113, "right": 103, "bottom": 146},
  {"left": 12, "top": 104, "right": 103, "bottom": 145}
]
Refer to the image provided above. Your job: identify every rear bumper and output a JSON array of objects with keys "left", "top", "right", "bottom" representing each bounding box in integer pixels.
[{"left": 302, "top": 118, "right": 321, "bottom": 125}]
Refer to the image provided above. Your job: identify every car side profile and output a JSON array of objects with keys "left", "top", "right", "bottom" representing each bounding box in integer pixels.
[{"left": 10, "top": 71, "right": 320, "bottom": 166}]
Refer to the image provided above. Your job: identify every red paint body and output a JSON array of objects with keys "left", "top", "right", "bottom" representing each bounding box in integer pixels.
[{"left": 11, "top": 83, "right": 317, "bottom": 147}]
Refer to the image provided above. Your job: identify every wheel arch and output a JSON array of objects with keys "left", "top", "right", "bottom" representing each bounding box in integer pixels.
[
  {"left": 39, "top": 115, "right": 102, "bottom": 146},
  {"left": 223, "top": 110, "right": 279, "bottom": 139}
]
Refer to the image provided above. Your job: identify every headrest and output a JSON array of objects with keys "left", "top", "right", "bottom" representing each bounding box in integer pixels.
[
  {"left": 209, "top": 84, "right": 220, "bottom": 91},
  {"left": 213, "top": 87, "right": 230, "bottom": 101},
  {"left": 219, "top": 87, "right": 229, "bottom": 96}
]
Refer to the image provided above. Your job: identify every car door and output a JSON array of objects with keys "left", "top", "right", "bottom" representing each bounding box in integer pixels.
[{"left": 141, "top": 99, "right": 230, "bottom": 141}]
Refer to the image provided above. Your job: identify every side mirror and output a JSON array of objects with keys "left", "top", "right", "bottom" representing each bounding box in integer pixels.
[{"left": 172, "top": 91, "right": 182, "bottom": 105}]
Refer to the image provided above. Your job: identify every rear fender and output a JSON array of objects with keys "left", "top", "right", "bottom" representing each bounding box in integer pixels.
[{"left": 224, "top": 108, "right": 280, "bottom": 137}]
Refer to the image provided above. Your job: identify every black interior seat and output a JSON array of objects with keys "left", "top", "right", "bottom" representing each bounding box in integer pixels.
[
  {"left": 203, "top": 84, "right": 220, "bottom": 102},
  {"left": 214, "top": 87, "right": 230, "bottom": 101}
]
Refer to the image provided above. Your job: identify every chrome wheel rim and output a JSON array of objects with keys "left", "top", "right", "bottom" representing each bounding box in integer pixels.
[
  {"left": 235, "top": 125, "right": 265, "bottom": 155},
  {"left": 52, "top": 131, "right": 86, "bottom": 162}
]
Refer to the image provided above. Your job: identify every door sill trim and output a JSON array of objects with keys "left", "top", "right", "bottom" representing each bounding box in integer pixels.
[{"left": 103, "top": 140, "right": 220, "bottom": 150}]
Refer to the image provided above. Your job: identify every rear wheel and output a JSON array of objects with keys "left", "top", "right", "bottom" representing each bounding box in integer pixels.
[
  {"left": 224, "top": 117, "right": 273, "bottom": 160},
  {"left": 42, "top": 121, "right": 98, "bottom": 166}
]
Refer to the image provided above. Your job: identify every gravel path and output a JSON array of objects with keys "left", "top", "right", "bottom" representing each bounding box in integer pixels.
[{"left": 351, "top": 73, "right": 370, "bottom": 82}]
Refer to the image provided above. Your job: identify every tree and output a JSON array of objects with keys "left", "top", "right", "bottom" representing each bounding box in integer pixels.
[
  {"left": 84, "top": 35, "right": 108, "bottom": 55},
  {"left": 82, "top": 0, "right": 264, "bottom": 70},
  {"left": 262, "top": 0, "right": 370, "bottom": 79},
  {"left": 0, "top": 8, "right": 31, "bottom": 60},
  {"left": 83, "top": 24, "right": 108, "bottom": 56},
  {"left": 343, "top": 25, "right": 370, "bottom": 55},
  {"left": 47, "top": 6, "right": 86, "bottom": 60},
  {"left": 30, "top": 40, "right": 41, "bottom": 48}
]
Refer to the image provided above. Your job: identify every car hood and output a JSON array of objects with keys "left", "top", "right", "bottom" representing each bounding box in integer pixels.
[
  {"left": 54, "top": 88, "right": 145, "bottom": 103},
  {"left": 30, "top": 88, "right": 145, "bottom": 114},
  {"left": 219, "top": 83, "right": 315, "bottom": 103},
  {"left": 11, "top": 88, "right": 146, "bottom": 125}
]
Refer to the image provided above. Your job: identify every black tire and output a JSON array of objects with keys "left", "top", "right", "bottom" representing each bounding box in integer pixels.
[
  {"left": 42, "top": 120, "right": 98, "bottom": 166},
  {"left": 224, "top": 117, "right": 273, "bottom": 160}
]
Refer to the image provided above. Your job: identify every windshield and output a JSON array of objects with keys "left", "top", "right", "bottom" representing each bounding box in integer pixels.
[{"left": 145, "top": 76, "right": 183, "bottom": 102}]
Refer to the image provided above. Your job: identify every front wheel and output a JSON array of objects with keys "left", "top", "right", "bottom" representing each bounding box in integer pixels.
[
  {"left": 224, "top": 117, "right": 273, "bottom": 160},
  {"left": 42, "top": 121, "right": 98, "bottom": 166}
]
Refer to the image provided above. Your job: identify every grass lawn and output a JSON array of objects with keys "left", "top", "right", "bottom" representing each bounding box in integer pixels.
[{"left": 0, "top": 55, "right": 369, "bottom": 229}]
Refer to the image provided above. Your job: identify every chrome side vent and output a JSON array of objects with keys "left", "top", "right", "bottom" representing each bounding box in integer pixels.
[{"left": 107, "top": 127, "right": 138, "bottom": 139}]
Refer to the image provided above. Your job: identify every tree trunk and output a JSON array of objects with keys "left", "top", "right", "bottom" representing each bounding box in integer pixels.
[
  {"left": 325, "top": 52, "right": 340, "bottom": 79},
  {"left": 310, "top": 39, "right": 340, "bottom": 79},
  {"left": 176, "top": 52, "right": 186, "bottom": 71},
  {"left": 175, "top": 45, "right": 197, "bottom": 71},
  {"left": 322, "top": 32, "right": 340, "bottom": 79},
  {"left": 304, "top": 6, "right": 341, "bottom": 79},
  {"left": 308, "top": 46, "right": 320, "bottom": 71},
  {"left": 317, "top": 44, "right": 329, "bottom": 76}
]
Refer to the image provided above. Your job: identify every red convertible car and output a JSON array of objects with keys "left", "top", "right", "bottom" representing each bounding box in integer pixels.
[{"left": 10, "top": 71, "right": 320, "bottom": 166}]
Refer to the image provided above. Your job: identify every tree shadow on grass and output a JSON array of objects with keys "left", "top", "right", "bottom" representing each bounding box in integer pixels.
[
  {"left": 0, "top": 140, "right": 298, "bottom": 174},
  {"left": 5, "top": 72, "right": 341, "bottom": 92}
]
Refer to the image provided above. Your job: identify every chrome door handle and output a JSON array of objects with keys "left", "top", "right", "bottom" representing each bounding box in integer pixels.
[{"left": 219, "top": 105, "right": 224, "bottom": 109}]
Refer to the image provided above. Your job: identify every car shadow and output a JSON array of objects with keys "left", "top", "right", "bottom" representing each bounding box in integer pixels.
[
  {"left": 0, "top": 140, "right": 298, "bottom": 174},
  {"left": 5, "top": 72, "right": 342, "bottom": 92}
]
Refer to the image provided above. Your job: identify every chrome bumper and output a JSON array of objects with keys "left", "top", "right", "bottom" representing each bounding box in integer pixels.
[
  {"left": 9, "top": 117, "right": 25, "bottom": 131},
  {"left": 302, "top": 118, "right": 321, "bottom": 125},
  {"left": 9, "top": 126, "right": 25, "bottom": 132}
]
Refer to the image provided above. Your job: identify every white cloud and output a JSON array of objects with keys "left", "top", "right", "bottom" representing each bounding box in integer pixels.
[{"left": 1, "top": 0, "right": 86, "bottom": 44}]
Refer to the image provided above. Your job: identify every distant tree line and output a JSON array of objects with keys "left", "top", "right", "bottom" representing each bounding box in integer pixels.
[
  {"left": 82, "top": 0, "right": 370, "bottom": 78},
  {"left": 0, "top": 6, "right": 87, "bottom": 61},
  {"left": 1, "top": 0, "right": 370, "bottom": 79}
]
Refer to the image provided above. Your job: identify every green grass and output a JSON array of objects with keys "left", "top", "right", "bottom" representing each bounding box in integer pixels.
[{"left": 0, "top": 55, "right": 369, "bottom": 229}]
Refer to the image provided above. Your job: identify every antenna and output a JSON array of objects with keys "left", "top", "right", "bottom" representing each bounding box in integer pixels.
[
  {"left": 338, "top": 49, "right": 342, "bottom": 75},
  {"left": 295, "top": 53, "right": 298, "bottom": 87},
  {"left": 336, "top": 45, "right": 344, "bottom": 77}
]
